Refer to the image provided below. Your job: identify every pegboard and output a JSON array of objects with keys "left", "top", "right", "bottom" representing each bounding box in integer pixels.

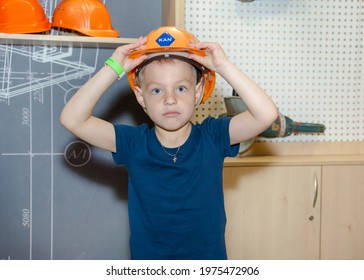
[{"left": 186, "top": 0, "right": 363, "bottom": 142}]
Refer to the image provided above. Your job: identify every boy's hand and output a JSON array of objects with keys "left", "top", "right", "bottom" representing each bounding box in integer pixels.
[
  {"left": 188, "top": 42, "right": 230, "bottom": 73},
  {"left": 111, "top": 36, "right": 148, "bottom": 72}
]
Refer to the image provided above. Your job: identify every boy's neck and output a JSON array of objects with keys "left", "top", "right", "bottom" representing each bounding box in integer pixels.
[{"left": 155, "top": 122, "right": 192, "bottom": 148}]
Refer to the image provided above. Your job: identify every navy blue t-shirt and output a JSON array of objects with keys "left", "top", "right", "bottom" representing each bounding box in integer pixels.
[{"left": 112, "top": 116, "right": 239, "bottom": 260}]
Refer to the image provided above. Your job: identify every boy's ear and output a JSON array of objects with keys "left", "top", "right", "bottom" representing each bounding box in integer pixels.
[
  {"left": 194, "top": 78, "right": 204, "bottom": 105},
  {"left": 133, "top": 86, "right": 146, "bottom": 109}
]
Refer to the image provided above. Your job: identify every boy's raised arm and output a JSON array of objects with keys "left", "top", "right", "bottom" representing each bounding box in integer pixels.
[
  {"left": 60, "top": 66, "right": 120, "bottom": 152},
  {"left": 189, "top": 42, "right": 278, "bottom": 145},
  {"left": 60, "top": 37, "right": 147, "bottom": 152}
]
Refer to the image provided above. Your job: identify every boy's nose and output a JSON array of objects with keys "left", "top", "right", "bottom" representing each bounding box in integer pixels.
[{"left": 164, "top": 91, "right": 177, "bottom": 106}]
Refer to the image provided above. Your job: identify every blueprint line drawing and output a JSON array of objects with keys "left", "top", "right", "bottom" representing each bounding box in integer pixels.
[
  {"left": 0, "top": 41, "right": 99, "bottom": 260},
  {"left": 0, "top": 44, "right": 96, "bottom": 102},
  {"left": 0, "top": 0, "right": 161, "bottom": 260}
]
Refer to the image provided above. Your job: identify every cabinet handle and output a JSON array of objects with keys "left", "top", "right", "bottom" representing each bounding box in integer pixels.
[{"left": 313, "top": 171, "right": 318, "bottom": 208}]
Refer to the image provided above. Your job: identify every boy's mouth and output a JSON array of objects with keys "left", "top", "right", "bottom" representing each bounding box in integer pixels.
[{"left": 163, "top": 111, "right": 180, "bottom": 117}]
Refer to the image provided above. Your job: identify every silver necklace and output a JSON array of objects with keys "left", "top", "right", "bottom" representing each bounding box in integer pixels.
[{"left": 161, "top": 145, "right": 181, "bottom": 163}]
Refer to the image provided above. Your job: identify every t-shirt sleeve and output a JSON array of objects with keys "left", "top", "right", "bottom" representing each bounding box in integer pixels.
[
  {"left": 202, "top": 116, "right": 239, "bottom": 158},
  {"left": 112, "top": 123, "right": 147, "bottom": 165}
]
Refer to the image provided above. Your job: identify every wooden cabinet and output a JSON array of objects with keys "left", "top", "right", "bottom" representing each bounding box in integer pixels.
[
  {"left": 224, "top": 165, "right": 321, "bottom": 259},
  {"left": 321, "top": 165, "right": 364, "bottom": 259},
  {"left": 223, "top": 154, "right": 364, "bottom": 260}
]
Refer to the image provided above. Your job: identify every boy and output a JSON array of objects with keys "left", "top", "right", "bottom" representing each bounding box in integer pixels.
[{"left": 60, "top": 26, "right": 278, "bottom": 259}]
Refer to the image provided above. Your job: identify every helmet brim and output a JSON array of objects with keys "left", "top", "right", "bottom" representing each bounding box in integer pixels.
[{"left": 129, "top": 47, "right": 206, "bottom": 59}]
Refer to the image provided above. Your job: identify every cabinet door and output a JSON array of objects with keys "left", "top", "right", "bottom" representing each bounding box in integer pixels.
[
  {"left": 223, "top": 166, "right": 321, "bottom": 259},
  {"left": 321, "top": 165, "right": 364, "bottom": 259}
]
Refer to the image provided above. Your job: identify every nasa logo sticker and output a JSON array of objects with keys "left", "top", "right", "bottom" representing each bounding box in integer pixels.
[{"left": 156, "top": 32, "right": 175, "bottom": 46}]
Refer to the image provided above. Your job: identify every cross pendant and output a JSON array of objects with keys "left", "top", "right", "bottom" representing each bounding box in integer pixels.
[{"left": 172, "top": 156, "right": 177, "bottom": 163}]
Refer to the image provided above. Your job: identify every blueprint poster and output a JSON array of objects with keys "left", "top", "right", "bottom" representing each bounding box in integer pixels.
[{"left": 0, "top": 0, "right": 161, "bottom": 260}]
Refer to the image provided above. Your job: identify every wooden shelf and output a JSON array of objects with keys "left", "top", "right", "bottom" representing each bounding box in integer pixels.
[
  {"left": 0, "top": 33, "right": 138, "bottom": 48},
  {"left": 224, "top": 154, "right": 364, "bottom": 167},
  {"left": 224, "top": 142, "right": 364, "bottom": 167},
  {"left": 0, "top": 0, "right": 185, "bottom": 48}
]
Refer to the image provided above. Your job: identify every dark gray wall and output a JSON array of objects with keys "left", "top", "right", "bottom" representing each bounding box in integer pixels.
[{"left": 0, "top": 0, "right": 161, "bottom": 260}]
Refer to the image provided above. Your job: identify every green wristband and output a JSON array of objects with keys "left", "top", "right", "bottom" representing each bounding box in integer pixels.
[{"left": 104, "top": 57, "right": 125, "bottom": 80}]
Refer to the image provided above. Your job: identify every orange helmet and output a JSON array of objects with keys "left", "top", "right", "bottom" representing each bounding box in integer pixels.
[
  {"left": 51, "top": 0, "right": 119, "bottom": 38},
  {"left": 128, "top": 26, "right": 215, "bottom": 104},
  {"left": 0, "top": 0, "right": 51, "bottom": 34}
]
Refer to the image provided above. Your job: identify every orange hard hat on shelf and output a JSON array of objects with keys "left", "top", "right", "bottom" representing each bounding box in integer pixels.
[
  {"left": 128, "top": 26, "right": 216, "bottom": 104},
  {"left": 0, "top": 0, "right": 51, "bottom": 33},
  {"left": 51, "top": 0, "right": 119, "bottom": 38}
]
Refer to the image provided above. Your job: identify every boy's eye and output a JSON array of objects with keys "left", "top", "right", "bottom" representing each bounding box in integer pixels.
[
  {"left": 177, "top": 86, "right": 187, "bottom": 93},
  {"left": 151, "top": 88, "right": 162, "bottom": 95}
]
